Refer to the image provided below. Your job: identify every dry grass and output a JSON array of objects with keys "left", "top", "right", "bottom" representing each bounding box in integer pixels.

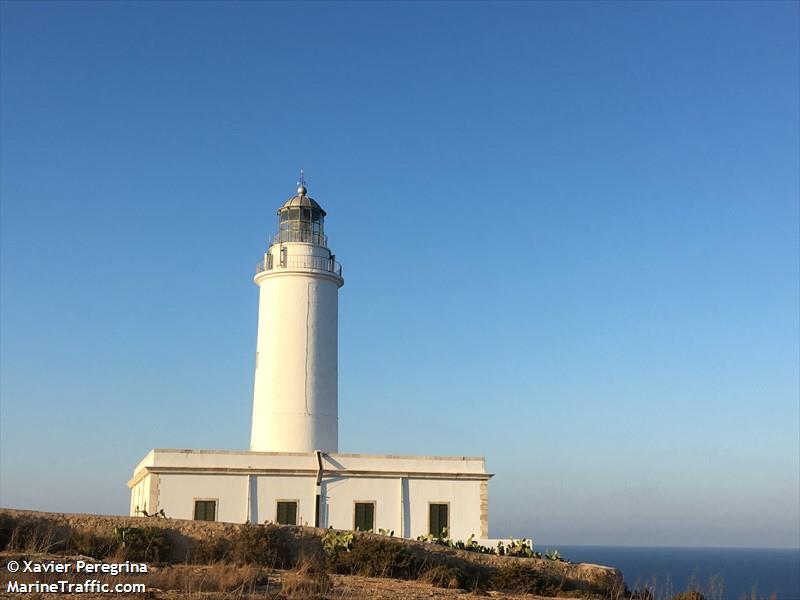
[
  {"left": 1, "top": 514, "right": 65, "bottom": 554},
  {"left": 148, "top": 563, "right": 271, "bottom": 594},
  {"left": 0, "top": 556, "right": 276, "bottom": 597},
  {"left": 0, "top": 513, "right": 170, "bottom": 563},
  {"left": 5, "top": 510, "right": 773, "bottom": 600},
  {"left": 280, "top": 555, "right": 332, "bottom": 599},
  {"left": 418, "top": 565, "right": 462, "bottom": 589}
]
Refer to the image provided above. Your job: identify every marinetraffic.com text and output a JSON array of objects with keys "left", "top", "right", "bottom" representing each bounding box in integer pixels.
[{"left": 3, "top": 559, "right": 147, "bottom": 594}]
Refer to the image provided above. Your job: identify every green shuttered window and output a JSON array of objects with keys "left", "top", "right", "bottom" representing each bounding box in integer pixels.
[
  {"left": 429, "top": 503, "right": 448, "bottom": 537},
  {"left": 354, "top": 502, "right": 375, "bottom": 532},
  {"left": 276, "top": 501, "right": 298, "bottom": 525},
  {"left": 194, "top": 500, "right": 216, "bottom": 522}
]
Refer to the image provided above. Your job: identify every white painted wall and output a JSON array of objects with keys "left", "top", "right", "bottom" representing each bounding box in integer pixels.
[
  {"left": 407, "top": 479, "right": 483, "bottom": 541},
  {"left": 129, "top": 479, "right": 148, "bottom": 516},
  {"left": 323, "top": 476, "right": 401, "bottom": 532},
  {"left": 250, "top": 241, "right": 343, "bottom": 453},
  {"left": 158, "top": 474, "right": 249, "bottom": 522},
  {"left": 254, "top": 475, "right": 316, "bottom": 526},
  {"left": 128, "top": 450, "right": 491, "bottom": 540}
]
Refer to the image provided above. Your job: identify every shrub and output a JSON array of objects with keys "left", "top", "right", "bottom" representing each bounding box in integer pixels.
[
  {"left": 457, "top": 563, "right": 493, "bottom": 591},
  {"left": 67, "top": 530, "right": 118, "bottom": 559},
  {"left": 330, "top": 535, "right": 418, "bottom": 579},
  {"left": 420, "top": 565, "right": 461, "bottom": 589},
  {"left": 0, "top": 514, "right": 118, "bottom": 558},
  {"left": 191, "top": 534, "right": 231, "bottom": 564},
  {"left": 544, "top": 548, "right": 565, "bottom": 561},
  {"left": 506, "top": 537, "right": 535, "bottom": 558},
  {"left": 230, "top": 523, "right": 293, "bottom": 567},
  {"left": 321, "top": 530, "right": 353, "bottom": 559},
  {"left": 5, "top": 515, "right": 67, "bottom": 553},
  {"left": 114, "top": 526, "right": 171, "bottom": 563},
  {"left": 490, "top": 562, "right": 563, "bottom": 596},
  {"left": 416, "top": 526, "right": 451, "bottom": 547},
  {"left": 0, "top": 513, "right": 14, "bottom": 551}
]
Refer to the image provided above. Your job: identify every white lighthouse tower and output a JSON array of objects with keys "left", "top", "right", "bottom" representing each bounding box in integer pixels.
[
  {"left": 129, "top": 174, "right": 492, "bottom": 541},
  {"left": 250, "top": 175, "right": 344, "bottom": 453}
]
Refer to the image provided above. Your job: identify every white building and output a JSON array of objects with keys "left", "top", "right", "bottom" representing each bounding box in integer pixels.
[{"left": 128, "top": 178, "right": 493, "bottom": 541}]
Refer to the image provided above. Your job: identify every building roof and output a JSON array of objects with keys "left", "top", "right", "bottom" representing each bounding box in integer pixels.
[
  {"left": 128, "top": 448, "right": 492, "bottom": 488},
  {"left": 279, "top": 184, "right": 326, "bottom": 215}
]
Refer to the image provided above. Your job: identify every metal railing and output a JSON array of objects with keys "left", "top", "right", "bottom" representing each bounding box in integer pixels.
[
  {"left": 256, "top": 253, "right": 342, "bottom": 277},
  {"left": 272, "top": 230, "right": 328, "bottom": 246}
]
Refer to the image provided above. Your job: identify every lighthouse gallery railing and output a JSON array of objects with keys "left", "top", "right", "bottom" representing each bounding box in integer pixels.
[
  {"left": 256, "top": 254, "right": 342, "bottom": 277},
  {"left": 272, "top": 230, "right": 328, "bottom": 246}
]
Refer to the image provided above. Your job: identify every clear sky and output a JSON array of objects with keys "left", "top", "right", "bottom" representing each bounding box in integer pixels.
[{"left": 1, "top": 1, "right": 798, "bottom": 548}]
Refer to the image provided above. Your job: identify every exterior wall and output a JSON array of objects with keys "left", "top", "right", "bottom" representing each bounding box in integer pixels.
[
  {"left": 127, "top": 450, "right": 492, "bottom": 540},
  {"left": 254, "top": 475, "right": 316, "bottom": 526},
  {"left": 407, "top": 478, "right": 483, "bottom": 541},
  {"left": 250, "top": 241, "right": 343, "bottom": 453},
  {"left": 129, "top": 478, "right": 149, "bottom": 516},
  {"left": 323, "top": 476, "right": 401, "bottom": 532},
  {"left": 158, "top": 474, "right": 249, "bottom": 523},
  {"left": 480, "top": 480, "right": 489, "bottom": 539}
]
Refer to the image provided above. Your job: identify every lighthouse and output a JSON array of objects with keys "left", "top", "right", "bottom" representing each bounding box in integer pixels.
[
  {"left": 249, "top": 175, "right": 344, "bottom": 453},
  {"left": 128, "top": 173, "right": 491, "bottom": 541}
]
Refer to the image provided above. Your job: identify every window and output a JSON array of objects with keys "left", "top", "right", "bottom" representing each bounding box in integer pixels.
[
  {"left": 429, "top": 503, "right": 448, "bottom": 537},
  {"left": 276, "top": 501, "right": 298, "bottom": 525},
  {"left": 354, "top": 502, "right": 375, "bottom": 532},
  {"left": 194, "top": 500, "right": 216, "bottom": 522}
]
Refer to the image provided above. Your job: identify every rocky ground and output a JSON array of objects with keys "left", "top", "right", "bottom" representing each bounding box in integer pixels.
[
  {"left": 0, "top": 509, "right": 625, "bottom": 599},
  {"left": 0, "top": 555, "right": 584, "bottom": 600}
]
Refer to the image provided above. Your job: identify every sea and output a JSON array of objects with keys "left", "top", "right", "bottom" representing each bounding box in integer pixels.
[{"left": 540, "top": 546, "right": 800, "bottom": 600}]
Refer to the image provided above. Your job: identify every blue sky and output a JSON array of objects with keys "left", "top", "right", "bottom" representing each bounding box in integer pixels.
[{"left": 1, "top": 1, "right": 798, "bottom": 548}]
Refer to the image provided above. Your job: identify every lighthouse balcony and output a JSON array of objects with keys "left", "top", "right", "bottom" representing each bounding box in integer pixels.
[
  {"left": 256, "top": 253, "right": 342, "bottom": 277},
  {"left": 272, "top": 230, "right": 328, "bottom": 247}
]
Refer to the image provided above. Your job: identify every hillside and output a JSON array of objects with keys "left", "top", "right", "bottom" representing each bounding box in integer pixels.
[{"left": 0, "top": 509, "right": 624, "bottom": 599}]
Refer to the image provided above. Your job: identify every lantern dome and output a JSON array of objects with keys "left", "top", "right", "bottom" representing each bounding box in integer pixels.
[{"left": 273, "top": 182, "right": 328, "bottom": 247}]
